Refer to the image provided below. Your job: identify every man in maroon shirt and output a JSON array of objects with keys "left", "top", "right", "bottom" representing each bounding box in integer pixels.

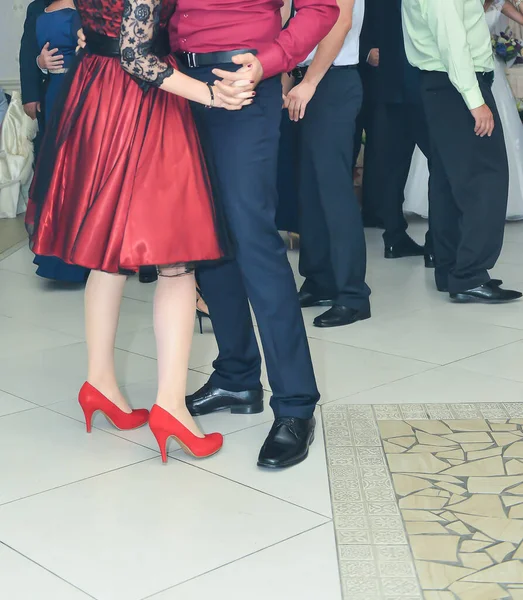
[{"left": 174, "top": 0, "right": 339, "bottom": 469}]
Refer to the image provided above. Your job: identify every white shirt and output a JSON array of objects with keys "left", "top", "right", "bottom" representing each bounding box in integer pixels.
[{"left": 299, "top": 0, "right": 365, "bottom": 67}]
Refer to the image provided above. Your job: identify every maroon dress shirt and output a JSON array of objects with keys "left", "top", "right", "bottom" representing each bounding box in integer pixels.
[{"left": 169, "top": 0, "right": 340, "bottom": 79}]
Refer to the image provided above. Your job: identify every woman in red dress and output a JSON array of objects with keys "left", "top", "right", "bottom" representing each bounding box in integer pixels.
[{"left": 26, "top": 0, "right": 252, "bottom": 460}]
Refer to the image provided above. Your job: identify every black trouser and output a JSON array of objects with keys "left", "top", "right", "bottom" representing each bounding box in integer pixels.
[
  {"left": 187, "top": 67, "right": 319, "bottom": 419},
  {"left": 379, "top": 102, "right": 433, "bottom": 249},
  {"left": 298, "top": 67, "right": 371, "bottom": 310},
  {"left": 420, "top": 71, "right": 508, "bottom": 293},
  {"left": 358, "top": 103, "right": 387, "bottom": 226}
]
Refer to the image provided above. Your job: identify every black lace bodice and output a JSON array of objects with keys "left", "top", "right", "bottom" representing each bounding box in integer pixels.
[{"left": 76, "top": 0, "right": 176, "bottom": 87}]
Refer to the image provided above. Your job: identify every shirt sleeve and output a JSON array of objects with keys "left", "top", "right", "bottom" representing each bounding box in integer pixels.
[
  {"left": 19, "top": 3, "right": 44, "bottom": 105},
  {"left": 119, "top": 0, "right": 174, "bottom": 87},
  {"left": 257, "top": 0, "right": 340, "bottom": 79},
  {"left": 423, "top": 0, "right": 485, "bottom": 110}
]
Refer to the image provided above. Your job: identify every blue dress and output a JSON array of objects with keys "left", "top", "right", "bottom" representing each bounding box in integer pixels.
[{"left": 33, "top": 7, "right": 89, "bottom": 282}]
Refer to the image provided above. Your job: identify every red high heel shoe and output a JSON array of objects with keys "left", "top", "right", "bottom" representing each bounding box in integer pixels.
[
  {"left": 78, "top": 382, "right": 149, "bottom": 433},
  {"left": 149, "top": 405, "right": 223, "bottom": 463}
]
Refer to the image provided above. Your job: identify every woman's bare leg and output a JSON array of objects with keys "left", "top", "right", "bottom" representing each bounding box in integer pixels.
[
  {"left": 154, "top": 268, "right": 203, "bottom": 437},
  {"left": 85, "top": 270, "right": 131, "bottom": 412}
]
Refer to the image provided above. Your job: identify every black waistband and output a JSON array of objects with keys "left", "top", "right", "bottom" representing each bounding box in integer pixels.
[
  {"left": 84, "top": 29, "right": 170, "bottom": 58},
  {"left": 176, "top": 49, "right": 257, "bottom": 68}
]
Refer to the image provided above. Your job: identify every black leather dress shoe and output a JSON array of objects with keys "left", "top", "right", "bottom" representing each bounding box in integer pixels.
[
  {"left": 385, "top": 235, "right": 425, "bottom": 259},
  {"left": 314, "top": 305, "right": 371, "bottom": 328},
  {"left": 186, "top": 382, "right": 264, "bottom": 416},
  {"left": 424, "top": 253, "right": 435, "bottom": 269},
  {"left": 258, "top": 416, "right": 316, "bottom": 469},
  {"left": 298, "top": 289, "right": 334, "bottom": 308},
  {"left": 450, "top": 281, "right": 522, "bottom": 304}
]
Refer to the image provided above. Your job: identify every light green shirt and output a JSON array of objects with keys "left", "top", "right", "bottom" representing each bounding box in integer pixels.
[{"left": 402, "top": 0, "right": 494, "bottom": 110}]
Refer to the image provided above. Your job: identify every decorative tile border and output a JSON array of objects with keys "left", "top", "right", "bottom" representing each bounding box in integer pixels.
[{"left": 322, "top": 403, "right": 523, "bottom": 600}]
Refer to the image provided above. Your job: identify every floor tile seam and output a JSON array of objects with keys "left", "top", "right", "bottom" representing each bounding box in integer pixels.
[
  {"left": 140, "top": 522, "right": 335, "bottom": 600},
  {"left": 0, "top": 406, "right": 39, "bottom": 419},
  {"left": 0, "top": 540, "right": 99, "bottom": 600},
  {"left": 0, "top": 385, "right": 46, "bottom": 406},
  {"left": 320, "top": 365, "right": 443, "bottom": 406},
  {"left": 0, "top": 456, "right": 157, "bottom": 509},
  {"left": 303, "top": 335, "right": 444, "bottom": 365},
  {"left": 166, "top": 453, "right": 334, "bottom": 520},
  {"left": 449, "top": 336, "right": 523, "bottom": 369},
  {"left": 42, "top": 400, "right": 274, "bottom": 450},
  {"left": 0, "top": 239, "right": 27, "bottom": 263}
]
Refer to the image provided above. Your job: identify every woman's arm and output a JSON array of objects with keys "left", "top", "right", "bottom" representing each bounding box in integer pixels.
[
  {"left": 120, "top": 0, "right": 252, "bottom": 108},
  {"left": 502, "top": 0, "right": 523, "bottom": 23}
]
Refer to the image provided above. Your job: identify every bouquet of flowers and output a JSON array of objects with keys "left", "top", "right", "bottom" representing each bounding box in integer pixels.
[
  {"left": 517, "top": 100, "right": 523, "bottom": 124},
  {"left": 492, "top": 28, "right": 523, "bottom": 67}
]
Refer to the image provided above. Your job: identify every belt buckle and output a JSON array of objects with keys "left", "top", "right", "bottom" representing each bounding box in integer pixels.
[{"left": 187, "top": 52, "right": 197, "bottom": 68}]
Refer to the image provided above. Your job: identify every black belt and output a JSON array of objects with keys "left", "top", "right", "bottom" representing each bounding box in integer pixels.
[
  {"left": 176, "top": 49, "right": 257, "bottom": 68},
  {"left": 292, "top": 64, "right": 357, "bottom": 79},
  {"left": 84, "top": 29, "right": 170, "bottom": 58}
]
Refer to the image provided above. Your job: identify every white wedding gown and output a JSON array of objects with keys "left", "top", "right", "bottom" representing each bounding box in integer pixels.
[
  {"left": 403, "top": 0, "right": 523, "bottom": 220},
  {"left": 0, "top": 91, "right": 37, "bottom": 219}
]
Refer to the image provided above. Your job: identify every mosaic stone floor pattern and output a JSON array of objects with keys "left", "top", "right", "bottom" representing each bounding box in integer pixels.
[{"left": 323, "top": 403, "right": 523, "bottom": 600}]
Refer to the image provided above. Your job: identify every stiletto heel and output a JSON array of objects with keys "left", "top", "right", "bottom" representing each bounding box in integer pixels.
[
  {"left": 196, "top": 309, "right": 204, "bottom": 334},
  {"left": 196, "top": 284, "right": 210, "bottom": 334},
  {"left": 149, "top": 405, "right": 223, "bottom": 462},
  {"left": 81, "top": 404, "right": 95, "bottom": 433},
  {"left": 78, "top": 382, "right": 149, "bottom": 432},
  {"left": 152, "top": 429, "right": 170, "bottom": 463}
]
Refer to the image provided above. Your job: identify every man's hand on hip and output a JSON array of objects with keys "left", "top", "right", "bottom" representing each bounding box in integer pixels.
[
  {"left": 38, "top": 42, "right": 64, "bottom": 70},
  {"left": 212, "top": 53, "right": 264, "bottom": 91},
  {"left": 471, "top": 104, "right": 494, "bottom": 137},
  {"left": 284, "top": 80, "right": 316, "bottom": 121},
  {"left": 23, "top": 102, "right": 41, "bottom": 120}
]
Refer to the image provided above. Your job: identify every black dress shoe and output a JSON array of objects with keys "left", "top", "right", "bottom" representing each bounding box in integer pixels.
[
  {"left": 298, "top": 289, "right": 334, "bottom": 308},
  {"left": 314, "top": 305, "right": 371, "bottom": 328},
  {"left": 424, "top": 253, "right": 435, "bottom": 269},
  {"left": 450, "top": 281, "right": 522, "bottom": 304},
  {"left": 385, "top": 235, "right": 425, "bottom": 259},
  {"left": 186, "top": 382, "right": 264, "bottom": 416},
  {"left": 139, "top": 266, "right": 158, "bottom": 284},
  {"left": 258, "top": 416, "right": 316, "bottom": 469}
]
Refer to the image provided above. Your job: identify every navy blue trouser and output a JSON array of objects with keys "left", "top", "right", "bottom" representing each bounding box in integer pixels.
[{"left": 188, "top": 68, "right": 319, "bottom": 419}]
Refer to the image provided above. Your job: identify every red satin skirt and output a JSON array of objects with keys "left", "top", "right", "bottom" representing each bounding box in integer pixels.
[{"left": 27, "top": 54, "right": 229, "bottom": 273}]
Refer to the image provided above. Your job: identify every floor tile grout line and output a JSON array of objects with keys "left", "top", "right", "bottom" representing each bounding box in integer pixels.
[
  {"left": 166, "top": 453, "right": 334, "bottom": 521},
  {"left": 42, "top": 401, "right": 274, "bottom": 454},
  {"left": 319, "top": 365, "right": 443, "bottom": 406},
  {"left": 0, "top": 540, "right": 99, "bottom": 600},
  {"left": 140, "top": 521, "right": 333, "bottom": 600},
  {"left": 0, "top": 456, "right": 157, "bottom": 509},
  {"left": 0, "top": 239, "right": 27, "bottom": 263}
]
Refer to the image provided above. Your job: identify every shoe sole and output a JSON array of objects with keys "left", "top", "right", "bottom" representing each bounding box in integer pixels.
[
  {"left": 450, "top": 296, "right": 522, "bottom": 304},
  {"left": 257, "top": 431, "right": 315, "bottom": 470},
  {"left": 189, "top": 400, "right": 264, "bottom": 417},
  {"left": 313, "top": 313, "right": 371, "bottom": 328},
  {"left": 384, "top": 253, "right": 424, "bottom": 259},
  {"left": 301, "top": 299, "right": 334, "bottom": 308}
]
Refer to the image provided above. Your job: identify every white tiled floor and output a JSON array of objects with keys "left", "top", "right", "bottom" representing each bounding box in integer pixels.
[{"left": 1, "top": 218, "right": 523, "bottom": 599}]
